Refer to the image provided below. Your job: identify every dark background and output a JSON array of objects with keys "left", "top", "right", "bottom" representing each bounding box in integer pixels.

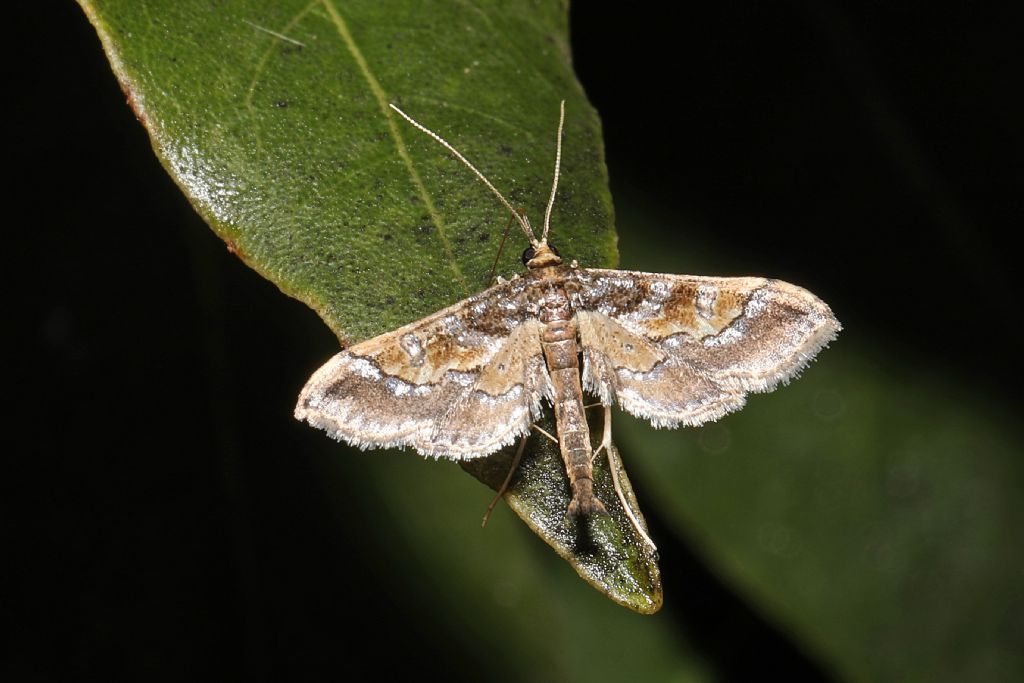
[{"left": 11, "top": 3, "right": 1020, "bottom": 681}]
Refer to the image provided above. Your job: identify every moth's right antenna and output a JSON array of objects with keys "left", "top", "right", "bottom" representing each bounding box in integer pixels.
[
  {"left": 541, "top": 100, "right": 565, "bottom": 245},
  {"left": 389, "top": 104, "right": 538, "bottom": 245}
]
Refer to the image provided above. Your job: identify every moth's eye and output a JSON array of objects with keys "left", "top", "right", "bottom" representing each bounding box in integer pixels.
[{"left": 521, "top": 246, "right": 537, "bottom": 265}]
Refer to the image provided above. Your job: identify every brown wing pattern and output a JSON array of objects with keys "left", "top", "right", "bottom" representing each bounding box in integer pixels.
[
  {"left": 573, "top": 269, "right": 840, "bottom": 428},
  {"left": 295, "top": 279, "right": 550, "bottom": 459}
]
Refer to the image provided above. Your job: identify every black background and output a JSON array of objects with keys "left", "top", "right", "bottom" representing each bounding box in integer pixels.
[{"left": 11, "top": 3, "right": 1020, "bottom": 681}]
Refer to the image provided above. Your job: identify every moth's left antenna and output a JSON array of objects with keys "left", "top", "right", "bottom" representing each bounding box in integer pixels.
[{"left": 389, "top": 104, "right": 538, "bottom": 245}]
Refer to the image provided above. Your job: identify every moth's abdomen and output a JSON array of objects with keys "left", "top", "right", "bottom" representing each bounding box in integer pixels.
[{"left": 539, "top": 290, "right": 606, "bottom": 517}]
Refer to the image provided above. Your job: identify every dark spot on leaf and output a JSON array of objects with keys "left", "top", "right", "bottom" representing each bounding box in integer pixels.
[
  {"left": 418, "top": 224, "right": 433, "bottom": 235},
  {"left": 409, "top": 195, "right": 421, "bottom": 204},
  {"left": 274, "top": 99, "right": 289, "bottom": 108},
  {"left": 382, "top": 233, "right": 392, "bottom": 241},
  {"left": 478, "top": 232, "right": 490, "bottom": 243},
  {"left": 498, "top": 144, "right": 513, "bottom": 156}
]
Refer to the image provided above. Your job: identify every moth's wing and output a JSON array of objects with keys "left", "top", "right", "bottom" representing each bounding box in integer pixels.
[
  {"left": 574, "top": 269, "right": 840, "bottom": 427},
  {"left": 295, "top": 279, "right": 549, "bottom": 459},
  {"left": 576, "top": 309, "right": 746, "bottom": 426}
]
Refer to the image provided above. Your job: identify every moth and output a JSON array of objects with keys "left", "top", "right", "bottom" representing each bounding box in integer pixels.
[{"left": 296, "top": 102, "right": 840, "bottom": 519}]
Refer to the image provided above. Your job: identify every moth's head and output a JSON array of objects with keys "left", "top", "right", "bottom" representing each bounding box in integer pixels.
[{"left": 522, "top": 242, "right": 562, "bottom": 269}]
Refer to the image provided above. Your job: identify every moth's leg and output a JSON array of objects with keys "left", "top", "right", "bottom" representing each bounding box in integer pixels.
[
  {"left": 586, "top": 402, "right": 608, "bottom": 462},
  {"left": 482, "top": 433, "right": 529, "bottom": 527},
  {"left": 488, "top": 207, "right": 527, "bottom": 283},
  {"left": 599, "top": 406, "right": 658, "bottom": 552},
  {"left": 530, "top": 423, "right": 559, "bottom": 445},
  {"left": 589, "top": 404, "right": 609, "bottom": 463}
]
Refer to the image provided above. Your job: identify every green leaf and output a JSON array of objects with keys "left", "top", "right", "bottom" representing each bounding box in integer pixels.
[
  {"left": 77, "top": 0, "right": 660, "bottom": 609},
  {"left": 79, "top": 0, "right": 616, "bottom": 340}
]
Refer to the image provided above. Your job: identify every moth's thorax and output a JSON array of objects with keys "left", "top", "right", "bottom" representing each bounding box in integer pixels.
[
  {"left": 530, "top": 269, "right": 580, "bottom": 378},
  {"left": 538, "top": 284, "right": 572, "bottom": 324}
]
